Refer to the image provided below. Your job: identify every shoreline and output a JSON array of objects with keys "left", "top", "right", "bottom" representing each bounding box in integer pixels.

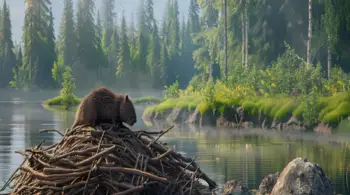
[{"left": 142, "top": 94, "right": 350, "bottom": 133}]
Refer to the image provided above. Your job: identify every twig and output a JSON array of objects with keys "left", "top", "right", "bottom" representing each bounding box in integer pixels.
[
  {"left": 83, "top": 130, "right": 106, "bottom": 195},
  {"left": 39, "top": 129, "right": 64, "bottom": 136},
  {"left": 147, "top": 125, "right": 174, "bottom": 147}
]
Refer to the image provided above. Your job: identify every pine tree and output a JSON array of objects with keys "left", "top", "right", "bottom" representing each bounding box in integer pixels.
[
  {"left": 187, "top": 0, "right": 200, "bottom": 34},
  {"left": 21, "top": 0, "right": 52, "bottom": 89},
  {"left": 166, "top": 0, "right": 181, "bottom": 85},
  {"left": 116, "top": 12, "right": 133, "bottom": 86},
  {"left": 41, "top": 7, "right": 57, "bottom": 88},
  {"left": 57, "top": 0, "right": 76, "bottom": 68},
  {"left": 136, "top": 0, "right": 149, "bottom": 73},
  {"left": 95, "top": 11, "right": 107, "bottom": 81},
  {"left": 0, "top": 0, "right": 16, "bottom": 88},
  {"left": 76, "top": 0, "right": 98, "bottom": 71},
  {"left": 147, "top": 20, "right": 161, "bottom": 87},
  {"left": 101, "top": 0, "right": 115, "bottom": 51},
  {"left": 129, "top": 13, "right": 136, "bottom": 48}
]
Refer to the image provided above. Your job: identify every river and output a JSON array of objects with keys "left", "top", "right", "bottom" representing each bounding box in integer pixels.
[{"left": 0, "top": 90, "right": 350, "bottom": 194}]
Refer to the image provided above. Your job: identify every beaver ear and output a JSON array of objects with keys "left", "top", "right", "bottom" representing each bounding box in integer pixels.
[{"left": 124, "top": 95, "right": 129, "bottom": 102}]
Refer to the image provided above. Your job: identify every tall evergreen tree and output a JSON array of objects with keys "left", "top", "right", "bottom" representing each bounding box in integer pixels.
[
  {"left": 166, "top": 0, "right": 181, "bottom": 85},
  {"left": 95, "top": 11, "right": 107, "bottom": 81},
  {"left": 101, "top": 0, "right": 115, "bottom": 51},
  {"left": 76, "top": 0, "right": 98, "bottom": 71},
  {"left": 21, "top": 0, "right": 53, "bottom": 89},
  {"left": 116, "top": 12, "right": 133, "bottom": 86},
  {"left": 41, "top": 7, "right": 57, "bottom": 88},
  {"left": 187, "top": 0, "right": 200, "bottom": 34},
  {"left": 0, "top": 0, "right": 16, "bottom": 88},
  {"left": 135, "top": 0, "right": 149, "bottom": 73},
  {"left": 57, "top": 0, "right": 76, "bottom": 68},
  {"left": 147, "top": 20, "right": 161, "bottom": 87}
]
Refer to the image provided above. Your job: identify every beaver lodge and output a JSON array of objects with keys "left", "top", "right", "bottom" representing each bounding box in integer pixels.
[{"left": 1, "top": 123, "right": 217, "bottom": 195}]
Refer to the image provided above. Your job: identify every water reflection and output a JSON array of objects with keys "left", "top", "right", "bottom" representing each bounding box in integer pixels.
[
  {"left": 0, "top": 95, "right": 350, "bottom": 194},
  {"left": 157, "top": 123, "right": 350, "bottom": 194}
]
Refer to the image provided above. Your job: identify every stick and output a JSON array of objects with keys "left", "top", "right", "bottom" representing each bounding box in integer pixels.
[
  {"left": 147, "top": 125, "right": 174, "bottom": 147},
  {"left": 39, "top": 129, "right": 64, "bottom": 136},
  {"left": 83, "top": 130, "right": 106, "bottom": 195}
]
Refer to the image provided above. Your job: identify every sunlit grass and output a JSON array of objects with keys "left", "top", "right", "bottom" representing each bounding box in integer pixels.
[
  {"left": 143, "top": 85, "right": 350, "bottom": 126},
  {"left": 43, "top": 95, "right": 81, "bottom": 107}
]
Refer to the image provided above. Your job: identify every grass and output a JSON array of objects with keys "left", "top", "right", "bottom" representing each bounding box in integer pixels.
[
  {"left": 143, "top": 89, "right": 350, "bottom": 126},
  {"left": 43, "top": 95, "right": 81, "bottom": 107},
  {"left": 133, "top": 96, "right": 162, "bottom": 104}
]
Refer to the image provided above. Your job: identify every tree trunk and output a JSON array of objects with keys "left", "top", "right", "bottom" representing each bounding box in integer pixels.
[
  {"left": 241, "top": 11, "right": 245, "bottom": 68},
  {"left": 244, "top": 0, "right": 249, "bottom": 70},
  {"left": 306, "top": 0, "right": 312, "bottom": 69},
  {"left": 327, "top": 35, "right": 331, "bottom": 79},
  {"left": 224, "top": 0, "right": 228, "bottom": 82}
]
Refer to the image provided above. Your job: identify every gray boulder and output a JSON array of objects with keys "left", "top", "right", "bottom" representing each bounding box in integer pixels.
[{"left": 270, "top": 157, "right": 335, "bottom": 195}]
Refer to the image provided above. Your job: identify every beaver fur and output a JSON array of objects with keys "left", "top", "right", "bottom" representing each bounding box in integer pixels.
[{"left": 72, "top": 87, "right": 137, "bottom": 128}]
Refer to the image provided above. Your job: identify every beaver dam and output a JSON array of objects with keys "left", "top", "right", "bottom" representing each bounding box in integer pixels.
[{"left": 1, "top": 123, "right": 217, "bottom": 195}]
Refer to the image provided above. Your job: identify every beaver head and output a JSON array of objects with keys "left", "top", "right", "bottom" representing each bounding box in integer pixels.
[{"left": 120, "top": 94, "right": 137, "bottom": 126}]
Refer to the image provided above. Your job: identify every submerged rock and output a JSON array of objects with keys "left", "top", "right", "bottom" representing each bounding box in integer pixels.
[
  {"left": 270, "top": 157, "right": 335, "bottom": 195},
  {"left": 222, "top": 180, "right": 251, "bottom": 195},
  {"left": 258, "top": 172, "right": 279, "bottom": 195}
]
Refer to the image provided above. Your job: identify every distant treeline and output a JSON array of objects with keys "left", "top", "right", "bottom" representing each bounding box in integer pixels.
[{"left": 0, "top": 0, "right": 349, "bottom": 90}]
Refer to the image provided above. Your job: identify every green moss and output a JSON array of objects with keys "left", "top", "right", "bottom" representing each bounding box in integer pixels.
[
  {"left": 322, "top": 102, "right": 350, "bottom": 123},
  {"left": 152, "top": 96, "right": 202, "bottom": 113},
  {"left": 256, "top": 98, "right": 276, "bottom": 117},
  {"left": 274, "top": 101, "right": 297, "bottom": 120},
  {"left": 154, "top": 99, "right": 176, "bottom": 113},
  {"left": 133, "top": 96, "right": 162, "bottom": 104},
  {"left": 43, "top": 95, "right": 81, "bottom": 107},
  {"left": 143, "top": 91, "right": 350, "bottom": 127},
  {"left": 143, "top": 106, "right": 156, "bottom": 118},
  {"left": 198, "top": 103, "right": 210, "bottom": 114},
  {"left": 242, "top": 100, "right": 257, "bottom": 115},
  {"left": 292, "top": 103, "right": 305, "bottom": 118},
  {"left": 319, "top": 92, "right": 350, "bottom": 121}
]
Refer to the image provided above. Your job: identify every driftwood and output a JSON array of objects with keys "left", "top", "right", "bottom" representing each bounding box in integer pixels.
[{"left": 2, "top": 123, "right": 217, "bottom": 195}]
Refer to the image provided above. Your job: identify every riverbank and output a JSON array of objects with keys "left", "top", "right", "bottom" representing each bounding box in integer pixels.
[
  {"left": 43, "top": 95, "right": 161, "bottom": 107},
  {"left": 143, "top": 92, "right": 350, "bottom": 132}
]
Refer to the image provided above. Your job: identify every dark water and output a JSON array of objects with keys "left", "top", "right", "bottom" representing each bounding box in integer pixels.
[{"left": 0, "top": 90, "right": 350, "bottom": 194}]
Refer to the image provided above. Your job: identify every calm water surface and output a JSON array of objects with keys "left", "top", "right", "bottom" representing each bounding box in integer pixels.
[{"left": 0, "top": 90, "right": 350, "bottom": 194}]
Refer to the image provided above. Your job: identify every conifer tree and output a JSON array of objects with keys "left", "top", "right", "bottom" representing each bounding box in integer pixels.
[
  {"left": 0, "top": 0, "right": 16, "bottom": 88},
  {"left": 101, "top": 0, "right": 115, "bottom": 51},
  {"left": 136, "top": 0, "right": 149, "bottom": 73},
  {"left": 41, "top": 7, "right": 57, "bottom": 88},
  {"left": 57, "top": 0, "right": 76, "bottom": 68},
  {"left": 76, "top": 0, "right": 98, "bottom": 71},
  {"left": 116, "top": 12, "right": 132, "bottom": 86},
  {"left": 147, "top": 20, "right": 161, "bottom": 87}
]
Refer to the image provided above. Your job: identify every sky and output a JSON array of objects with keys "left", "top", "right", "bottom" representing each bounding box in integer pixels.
[{"left": 7, "top": 0, "right": 190, "bottom": 43}]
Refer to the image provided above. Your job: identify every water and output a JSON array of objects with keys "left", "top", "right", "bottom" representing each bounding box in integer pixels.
[{"left": 0, "top": 90, "right": 350, "bottom": 194}]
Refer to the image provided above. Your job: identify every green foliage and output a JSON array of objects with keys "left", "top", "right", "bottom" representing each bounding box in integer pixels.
[
  {"left": 163, "top": 80, "right": 180, "bottom": 99},
  {"left": 59, "top": 66, "right": 77, "bottom": 108},
  {"left": 52, "top": 57, "right": 64, "bottom": 85}
]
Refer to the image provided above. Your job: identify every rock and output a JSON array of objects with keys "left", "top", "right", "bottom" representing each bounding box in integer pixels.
[
  {"left": 270, "top": 157, "right": 335, "bottom": 195},
  {"left": 166, "top": 108, "right": 182, "bottom": 122},
  {"left": 188, "top": 108, "right": 200, "bottom": 124},
  {"left": 222, "top": 180, "right": 251, "bottom": 195},
  {"left": 239, "top": 121, "right": 253, "bottom": 129},
  {"left": 258, "top": 172, "right": 279, "bottom": 195},
  {"left": 314, "top": 123, "right": 332, "bottom": 134}
]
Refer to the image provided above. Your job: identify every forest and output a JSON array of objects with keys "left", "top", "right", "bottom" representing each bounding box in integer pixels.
[{"left": 0, "top": 0, "right": 349, "bottom": 96}]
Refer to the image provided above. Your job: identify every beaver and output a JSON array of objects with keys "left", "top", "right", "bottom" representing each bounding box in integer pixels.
[{"left": 71, "top": 87, "right": 137, "bottom": 129}]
